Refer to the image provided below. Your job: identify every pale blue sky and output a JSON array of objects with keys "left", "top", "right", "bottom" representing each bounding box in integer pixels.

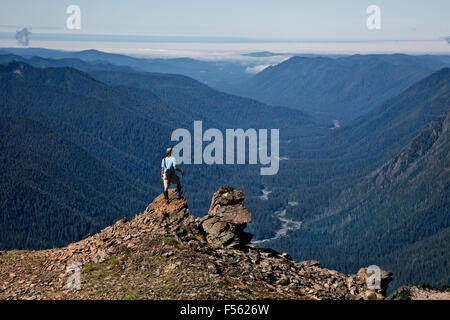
[{"left": 0, "top": 0, "right": 449, "bottom": 41}]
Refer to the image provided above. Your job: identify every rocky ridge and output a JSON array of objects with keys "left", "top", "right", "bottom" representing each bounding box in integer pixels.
[
  {"left": 0, "top": 187, "right": 391, "bottom": 300},
  {"left": 388, "top": 285, "right": 450, "bottom": 300}
]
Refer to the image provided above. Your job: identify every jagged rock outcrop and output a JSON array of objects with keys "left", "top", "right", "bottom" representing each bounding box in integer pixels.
[
  {"left": 355, "top": 267, "right": 393, "bottom": 297},
  {"left": 0, "top": 187, "right": 392, "bottom": 300},
  {"left": 200, "top": 187, "right": 253, "bottom": 248}
]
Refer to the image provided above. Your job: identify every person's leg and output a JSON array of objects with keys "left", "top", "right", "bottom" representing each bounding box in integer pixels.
[
  {"left": 163, "top": 178, "right": 169, "bottom": 203},
  {"left": 173, "top": 176, "right": 182, "bottom": 199}
]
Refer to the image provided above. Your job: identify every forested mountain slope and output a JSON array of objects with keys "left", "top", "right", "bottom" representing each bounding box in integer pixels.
[
  {"left": 232, "top": 54, "right": 449, "bottom": 122},
  {"left": 89, "top": 69, "right": 319, "bottom": 138},
  {"left": 269, "top": 110, "right": 450, "bottom": 291},
  {"left": 0, "top": 117, "right": 149, "bottom": 249}
]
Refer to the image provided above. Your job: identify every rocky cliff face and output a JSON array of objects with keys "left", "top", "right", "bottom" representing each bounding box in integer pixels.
[
  {"left": 0, "top": 187, "right": 391, "bottom": 300},
  {"left": 371, "top": 109, "right": 450, "bottom": 187}
]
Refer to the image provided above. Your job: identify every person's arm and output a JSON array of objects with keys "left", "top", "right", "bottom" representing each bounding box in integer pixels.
[
  {"left": 174, "top": 166, "right": 184, "bottom": 176},
  {"left": 172, "top": 158, "right": 184, "bottom": 176},
  {"left": 161, "top": 167, "right": 164, "bottom": 179}
]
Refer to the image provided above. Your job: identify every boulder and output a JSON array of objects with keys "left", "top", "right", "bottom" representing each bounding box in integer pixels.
[{"left": 355, "top": 266, "right": 393, "bottom": 296}]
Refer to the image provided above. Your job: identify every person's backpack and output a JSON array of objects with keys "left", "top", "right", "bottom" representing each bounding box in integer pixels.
[{"left": 163, "top": 157, "right": 175, "bottom": 179}]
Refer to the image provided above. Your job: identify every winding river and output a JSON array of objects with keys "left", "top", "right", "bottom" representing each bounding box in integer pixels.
[{"left": 252, "top": 193, "right": 302, "bottom": 245}]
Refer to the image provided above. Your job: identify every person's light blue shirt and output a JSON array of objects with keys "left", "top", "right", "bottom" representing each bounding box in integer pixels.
[{"left": 161, "top": 156, "right": 177, "bottom": 178}]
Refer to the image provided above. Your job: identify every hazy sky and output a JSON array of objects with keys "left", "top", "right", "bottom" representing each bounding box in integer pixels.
[
  {"left": 0, "top": 1, "right": 449, "bottom": 57},
  {"left": 0, "top": 0, "right": 449, "bottom": 41}
]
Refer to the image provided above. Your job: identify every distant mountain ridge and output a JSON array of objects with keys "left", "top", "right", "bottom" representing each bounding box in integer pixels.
[
  {"left": 89, "top": 69, "right": 316, "bottom": 136},
  {"left": 0, "top": 48, "right": 253, "bottom": 91},
  {"left": 0, "top": 53, "right": 315, "bottom": 133},
  {"left": 328, "top": 67, "right": 450, "bottom": 162},
  {"left": 0, "top": 53, "right": 135, "bottom": 73},
  {"left": 231, "top": 54, "right": 450, "bottom": 122}
]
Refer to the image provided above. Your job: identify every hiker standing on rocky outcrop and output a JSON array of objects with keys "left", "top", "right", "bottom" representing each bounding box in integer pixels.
[{"left": 161, "top": 147, "right": 184, "bottom": 204}]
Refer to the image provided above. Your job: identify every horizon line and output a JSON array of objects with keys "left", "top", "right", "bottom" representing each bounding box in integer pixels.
[{"left": 0, "top": 31, "right": 448, "bottom": 44}]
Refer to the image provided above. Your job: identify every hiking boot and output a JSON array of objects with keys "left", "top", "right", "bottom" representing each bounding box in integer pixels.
[
  {"left": 165, "top": 198, "right": 170, "bottom": 204},
  {"left": 176, "top": 192, "right": 181, "bottom": 199}
]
